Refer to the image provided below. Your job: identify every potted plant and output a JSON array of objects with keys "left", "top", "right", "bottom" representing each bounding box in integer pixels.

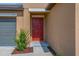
[{"left": 12, "top": 29, "right": 33, "bottom": 54}]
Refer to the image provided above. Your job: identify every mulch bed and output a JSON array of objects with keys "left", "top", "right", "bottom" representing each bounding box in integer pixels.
[{"left": 12, "top": 47, "right": 33, "bottom": 54}]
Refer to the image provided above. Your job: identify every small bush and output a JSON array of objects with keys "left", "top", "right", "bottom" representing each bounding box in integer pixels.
[{"left": 16, "top": 29, "right": 29, "bottom": 51}]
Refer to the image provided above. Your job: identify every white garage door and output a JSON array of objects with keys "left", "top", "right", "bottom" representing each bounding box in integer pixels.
[{"left": 0, "top": 18, "right": 16, "bottom": 46}]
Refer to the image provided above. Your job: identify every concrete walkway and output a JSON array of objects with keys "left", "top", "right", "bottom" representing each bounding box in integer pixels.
[{"left": 0, "top": 41, "right": 53, "bottom": 56}]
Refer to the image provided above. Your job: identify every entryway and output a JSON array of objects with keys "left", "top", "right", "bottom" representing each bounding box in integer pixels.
[
  {"left": 32, "top": 17, "right": 44, "bottom": 41},
  {"left": 0, "top": 18, "right": 16, "bottom": 46}
]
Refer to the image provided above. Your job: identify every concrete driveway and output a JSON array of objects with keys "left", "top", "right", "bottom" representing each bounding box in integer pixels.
[
  {"left": 0, "top": 46, "right": 15, "bottom": 56},
  {"left": 0, "top": 41, "right": 53, "bottom": 56}
]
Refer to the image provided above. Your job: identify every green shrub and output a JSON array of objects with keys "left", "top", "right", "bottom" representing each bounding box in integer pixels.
[{"left": 15, "top": 29, "right": 29, "bottom": 51}]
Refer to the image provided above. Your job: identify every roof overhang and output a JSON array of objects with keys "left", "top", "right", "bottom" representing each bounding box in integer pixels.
[
  {"left": 30, "top": 11, "right": 50, "bottom": 15},
  {"left": 29, "top": 8, "right": 50, "bottom": 15},
  {"left": 46, "top": 3, "right": 56, "bottom": 10}
]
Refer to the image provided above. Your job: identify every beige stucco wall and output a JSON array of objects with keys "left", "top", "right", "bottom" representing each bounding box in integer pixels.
[
  {"left": 16, "top": 8, "right": 31, "bottom": 45},
  {"left": 23, "top": 9, "right": 30, "bottom": 31},
  {"left": 76, "top": 3, "right": 79, "bottom": 56},
  {"left": 23, "top": 8, "right": 31, "bottom": 42},
  {"left": 46, "top": 3, "right": 75, "bottom": 56},
  {"left": 23, "top": 3, "right": 48, "bottom": 8},
  {"left": 16, "top": 16, "right": 23, "bottom": 36}
]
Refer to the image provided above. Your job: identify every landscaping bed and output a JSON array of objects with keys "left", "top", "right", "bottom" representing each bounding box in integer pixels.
[{"left": 12, "top": 47, "right": 33, "bottom": 54}]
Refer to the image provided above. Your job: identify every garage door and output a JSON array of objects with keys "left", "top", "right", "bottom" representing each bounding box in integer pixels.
[{"left": 0, "top": 18, "right": 16, "bottom": 46}]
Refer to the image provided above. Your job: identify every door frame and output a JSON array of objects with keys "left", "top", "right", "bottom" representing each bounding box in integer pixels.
[{"left": 30, "top": 15, "right": 45, "bottom": 41}]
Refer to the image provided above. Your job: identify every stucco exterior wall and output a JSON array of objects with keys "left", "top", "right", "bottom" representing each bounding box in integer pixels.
[
  {"left": 23, "top": 3, "right": 48, "bottom": 8},
  {"left": 23, "top": 8, "right": 31, "bottom": 42},
  {"left": 16, "top": 16, "right": 23, "bottom": 35},
  {"left": 46, "top": 3, "right": 75, "bottom": 56},
  {"left": 76, "top": 3, "right": 79, "bottom": 56},
  {"left": 23, "top": 9, "right": 30, "bottom": 31},
  {"left": 16, "top": 8, "right": 31, "bottom": 42}
]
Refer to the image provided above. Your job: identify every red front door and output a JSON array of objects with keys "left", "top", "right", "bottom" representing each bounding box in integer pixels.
[{"left": 32, "top": 17, "right": 43, "bottom": 41}]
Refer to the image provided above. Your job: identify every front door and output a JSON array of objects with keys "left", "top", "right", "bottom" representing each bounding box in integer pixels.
[{"left": 32, "top": 17, "right": 43, "bottom": 41}]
